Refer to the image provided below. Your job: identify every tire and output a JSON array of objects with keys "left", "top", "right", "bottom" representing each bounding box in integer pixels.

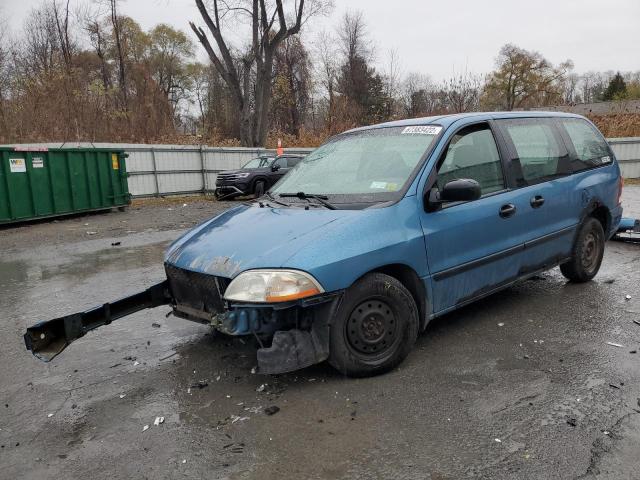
[
  {"left": 329, "top": 273, "right": 419, "bottom": 377},
  {"left": 254, "top": 180, "right": 266, "bottom": 198},
  {"left": 560, "top": 217, "right": 605, "bottom": 283}
]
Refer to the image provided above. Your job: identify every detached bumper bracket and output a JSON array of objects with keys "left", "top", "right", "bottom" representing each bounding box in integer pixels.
[{"left": 24, "top": 281, "right": 171, "bottom": 362}]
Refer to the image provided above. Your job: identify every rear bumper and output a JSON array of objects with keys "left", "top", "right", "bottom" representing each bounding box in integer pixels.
[{"left": 609, "top": 204, "right": 624, "bottom": 238}]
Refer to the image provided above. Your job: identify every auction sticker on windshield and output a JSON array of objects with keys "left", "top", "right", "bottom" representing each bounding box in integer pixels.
[{"left": 401, "top": 126, "right": 442, "bottom": 135}]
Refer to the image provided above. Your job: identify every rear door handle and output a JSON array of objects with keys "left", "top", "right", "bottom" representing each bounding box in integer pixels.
[
  {"left": 499, "top": 204, "right": 516, "bottom": 218},
  {"left": 530, "top": 195, "right": 545, "bottom": 208}
]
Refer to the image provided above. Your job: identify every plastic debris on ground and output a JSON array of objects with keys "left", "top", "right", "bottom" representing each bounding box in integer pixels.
[
  {"left": 494, "top": 438, "right": 501, "bottom": 443},
  {"left": 498, "top": 323, "right": 505, "bottom": 327},
  {"left": 151, "top": 323, "right": 161, "bottom": 328},
  {"left": 264, "top": 406, "right": 280, "bottom": 416},
  {"left": 47, "top": 413, "right": 54, "bottom": 418},
  {"left": 231, "top": 415, "right": 249, "bottom": 424},
  {"left": 154, "top": 416, "right": 165, "bottom": 426},
  {"left": 256, "top": 384, "right": 266, "bottom": 392},
  {"left": 142, "top": 425, "right": 149, "bottom": 432},
  {"left": 190, "top": 381, "right": 208, "bottom": 389},
  {"left": 626, "top": 295, "right": 632, "bottom": 300},
  {"left": 119, "top": 394, "right": 126, "bottom": 399},
  {"left": 606, "top": 342, "right": 624, "bottom": 348}
]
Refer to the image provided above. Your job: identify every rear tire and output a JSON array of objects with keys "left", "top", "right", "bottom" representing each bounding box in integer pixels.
[
  {"left": 560, "top": 217, "right": 605, "bottom": 282},
  {"left": 254, "top": 181, "right": 265, "bottom": 198},
  {"left": 329, "top": 273, "right": 419, "bottom": 377}
]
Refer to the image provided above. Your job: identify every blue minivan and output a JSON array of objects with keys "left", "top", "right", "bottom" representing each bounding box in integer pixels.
[{"left": 25, "top": 112, "right": 624, "bottom": 377}]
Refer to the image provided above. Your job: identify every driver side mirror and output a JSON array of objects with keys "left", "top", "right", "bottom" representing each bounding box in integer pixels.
[
  {"left": 425, "top": 178, "right": 481, "bottom": 211},
  {"left": 271, "top": 163, "right": 281, "bottom": 172}
]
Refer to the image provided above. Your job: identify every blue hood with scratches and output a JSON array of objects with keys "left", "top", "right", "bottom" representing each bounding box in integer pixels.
[{"left": 164, "top": 204, "right": 353, "bottom": 278}]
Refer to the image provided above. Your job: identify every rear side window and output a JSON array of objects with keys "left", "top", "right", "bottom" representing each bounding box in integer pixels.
[
  {"left": 560, "top": 119, "right": 612, "bottom": 172},
  {"left": 497, "top": 119, "right": 570, "bottom": 186},
  {"left": 437, "top": 124, "right": 505, "bottom": 195},
  {"left": 287, "top": 157, "right": 301, "bottom": 168}
]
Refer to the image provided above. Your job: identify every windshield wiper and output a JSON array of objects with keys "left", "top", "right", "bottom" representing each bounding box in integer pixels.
[
  {"left": 264, "top": 192, "right": 291, "bottom": 207},
  {"left": 279, "top": 192, "right": 337, "bottom": 210}
]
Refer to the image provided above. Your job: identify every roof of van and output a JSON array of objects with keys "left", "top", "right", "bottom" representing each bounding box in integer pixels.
[{"left": 345, "top": 111, "right": 585, "bottom": 134}]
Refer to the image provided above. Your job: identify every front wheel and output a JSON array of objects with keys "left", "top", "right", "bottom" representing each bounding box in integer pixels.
[
  {"left": 329, "top": 273, "right": 419, "bottom": 377},
  {"left": 560, "top": 217, "right": 605, "bottom": 282},
  {"left": 254, "top": 181, "right": 266, "bottom": 198}
]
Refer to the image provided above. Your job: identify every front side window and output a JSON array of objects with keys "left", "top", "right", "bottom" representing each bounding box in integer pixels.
[
  {"left": 273, "top": 157, "right": 288, "bottom": 169},
  {"left": 271, "top": 125, "right": 441, "bottom": 200},
  {"left": 560, "top": 118, "right": 612, "bottom": 172},
  {"left": 436, "top": 124, "right": 505, "bottom": 196},
  {"left": 497, "top": 119, "right": 570, "bottom": 186}
]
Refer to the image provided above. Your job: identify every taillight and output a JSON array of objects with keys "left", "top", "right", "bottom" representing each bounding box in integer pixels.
[{"left": 617, "top": 176, "right": 624, "bottom": 206}]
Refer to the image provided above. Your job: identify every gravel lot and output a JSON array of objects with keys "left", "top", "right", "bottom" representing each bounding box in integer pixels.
[{"left": 0, "top": 188, "right": 639, "bottom": 480}]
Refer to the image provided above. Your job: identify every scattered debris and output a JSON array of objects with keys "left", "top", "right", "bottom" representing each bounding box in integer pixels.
[
  {"left": 251, "top": 367, "right": 257, "bottom": 374},
  {"left": 190, "top": 381, "right": 208, "bottom": 389},
  {"left": 142, "top": 425, "right": 149, "bottom": 432},
  {"left": 133, "top": 361, "right": 140, "bottom": 366},
  {"left": 498, "top": 323, "right": 505, "bottom": 327},
  {"left": 264, "top": 406, "right": 280, "bottom": 416},
  {"left": 606, "top": 342, "right": 624, "bottom": 348},
  {"left": 608, "top": 383, "right": 621, "bottom": 390},
  {"left": 187, "top": 388, "right": 191, "bottom": 394},
  {"left": 256, "top": 384, "right": 266, "bottom": 392},
  {"left": 119, "top": 394, "right": 126, "bottom": 399},
  {"left": 603, "top": 431, "right": 611, "bottom": 436},
  {"left": 154, "top": 416, "right": 165, "bottom": 426},
  {"left": 626, "top": 295, "right": 632, "bottom": 301},
  {"left": 494, "top": 438, "right": 502, "bottom": 443},
  {"left": 632, "top": 320, "right": 640, "bottom": 327},
  {"left": 86, "top": 231, "right": 97, "bottom": 235},
  {"left": 230, "top": 415, "right": 249, "bottom": 424},
  {"left": 603, "top": 279, "right": 616, "bottom": 284},
  {"left": 47, "top": 413, "right": 54, "bottom": 418},
  {"left": 111, "top": 242, "right": 121, "bottom": 247},
  {"left": 151, "top": 323, "right": 161, "bottom": 328},
  {"left": 523, "top": 354, "right": 530, "bottom": 359},
  {"left": 182, "top": 459, "right": 187, "bottom": 464},
  {"left": 159, "top": 352, "right": 178, "bottom": 361},
  {"left": 123, "top": 356, "right": 137, "bottom": 361},
  {"left": 567, "top": 418, "right": 577, "bottom": 427},
  {"left": 630, "top": 350, "right": 637, "bottom": 354}
]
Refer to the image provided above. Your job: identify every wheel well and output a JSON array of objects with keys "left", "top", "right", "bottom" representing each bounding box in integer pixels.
[
  {"left": 589, "top": 204, "right": 610, "bottom": 234},
  {"left": 370, "top": 264, "right": 428, "bottom": 331}
]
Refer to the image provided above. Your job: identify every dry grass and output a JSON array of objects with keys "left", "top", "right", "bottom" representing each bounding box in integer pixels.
[
  {"left": 588, "top": 114, "right": 640, "bottom": 138},
  {"left": 624, "top": 178, "right": 640, "bottom": 185}
]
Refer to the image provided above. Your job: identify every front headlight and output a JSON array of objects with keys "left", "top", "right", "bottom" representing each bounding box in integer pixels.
[
  {"left": 224, "top": 269, "right": 324, "bottom": 303},
  {"left": 235, "top": 172, "right": 251, "bottom": 178}
]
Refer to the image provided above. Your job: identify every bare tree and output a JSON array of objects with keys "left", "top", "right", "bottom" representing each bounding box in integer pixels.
[
  {"left": 189, "top": 0, "right": 332, "bottom": 146},
  {"left": 441, "top": 71, "right": 483, "bottom": 113}
]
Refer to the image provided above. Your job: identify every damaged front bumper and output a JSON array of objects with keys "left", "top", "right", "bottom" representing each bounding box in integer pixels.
[{"left": 23, "top": 268, "right": 342, "bottom": 375}]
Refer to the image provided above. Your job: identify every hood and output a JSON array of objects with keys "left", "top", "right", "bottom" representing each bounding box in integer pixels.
[{"left": 164, "top": 204, "right": 355, "bottom": 278}]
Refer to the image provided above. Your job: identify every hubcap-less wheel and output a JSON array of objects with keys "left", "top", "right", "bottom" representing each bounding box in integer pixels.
[
  {"left": 580, "top": 232, "right": 599, "bottom": 273},
  {"left": 346, "top": 299, "right": 398, "bottom": 355}
]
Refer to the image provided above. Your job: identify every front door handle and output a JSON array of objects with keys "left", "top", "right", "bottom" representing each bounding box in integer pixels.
[
  {"left": 499, "top": 204, "right": 516, "bottom": 218},
  {"left": 530, "top": 195, "right": 545, "bottom": 208}
]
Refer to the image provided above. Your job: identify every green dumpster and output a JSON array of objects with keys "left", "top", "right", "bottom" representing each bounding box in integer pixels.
[{"left": 0, "top": 147, "right": 130, "bottom": 224}]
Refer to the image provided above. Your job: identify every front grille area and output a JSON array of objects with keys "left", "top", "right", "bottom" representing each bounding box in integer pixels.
[
  {"left": 216, "top": 173, "right": 242, "bottom": 185},
  {"left": 165, "top": 264, "right": 231, "bottom": 316}
]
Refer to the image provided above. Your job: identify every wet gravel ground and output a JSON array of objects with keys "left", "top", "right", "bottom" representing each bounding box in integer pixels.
[{"left": 1, "top": 189, "right": 639, "bottom": 480}]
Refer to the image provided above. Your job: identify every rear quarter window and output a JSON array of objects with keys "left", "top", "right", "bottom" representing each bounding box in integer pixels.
[{"left": 559, "top": 119, "right": 612, "bottom": 172}]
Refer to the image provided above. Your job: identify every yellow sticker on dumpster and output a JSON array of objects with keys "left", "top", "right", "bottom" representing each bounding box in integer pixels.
[
  {"left": 9, "top": 158, "right": 26, "bottom": 173},
  {"left": 112, "top": 154, "right": 119, "bottom": 170}
]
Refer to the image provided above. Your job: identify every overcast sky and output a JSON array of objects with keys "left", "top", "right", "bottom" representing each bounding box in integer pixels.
[{"left": 2, "top": 0, "right": 639, "bottom": 81}]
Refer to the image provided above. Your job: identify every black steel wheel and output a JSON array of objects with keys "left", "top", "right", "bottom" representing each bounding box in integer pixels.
[
  {"left": 560, "top": 217, "right": 605, "bottom": 282},
  {"left": 329, "top": 273, "right": 419, "bottom": 377}
]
